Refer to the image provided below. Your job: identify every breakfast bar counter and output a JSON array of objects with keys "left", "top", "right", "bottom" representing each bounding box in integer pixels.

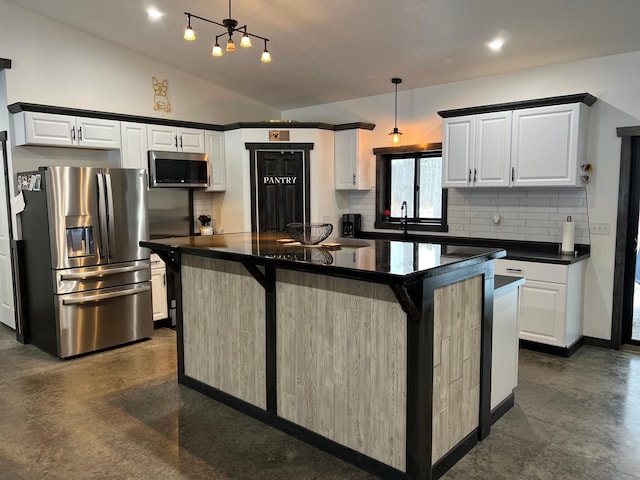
[{"left": 141, "top": 233, "right": 506, "bottom": 480}]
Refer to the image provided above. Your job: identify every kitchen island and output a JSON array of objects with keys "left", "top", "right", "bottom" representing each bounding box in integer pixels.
[{"left": 141, "top": 233, "right": 506, "bottom": 480}]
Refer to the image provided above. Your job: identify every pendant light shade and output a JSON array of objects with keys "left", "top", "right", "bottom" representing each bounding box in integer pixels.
[
  {"left": 184, "top": 14, "right": 196, "bottom": 41},
  {"left": 389, "top": 78, "right": 403, "bottom": 144}
]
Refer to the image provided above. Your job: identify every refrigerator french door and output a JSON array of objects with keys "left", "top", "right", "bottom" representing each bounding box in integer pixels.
[{"left": 19, "top": 166, "right": 153, "bottom": 358}]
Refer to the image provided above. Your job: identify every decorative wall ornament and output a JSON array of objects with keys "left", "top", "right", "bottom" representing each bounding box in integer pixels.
[{"left": 152, "top": 77, "right": 171, "bottom": 112}]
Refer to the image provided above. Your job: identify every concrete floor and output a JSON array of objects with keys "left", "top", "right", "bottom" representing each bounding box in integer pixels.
[{"left": 0, "top": 326, "right": 639, "bottom": 480}]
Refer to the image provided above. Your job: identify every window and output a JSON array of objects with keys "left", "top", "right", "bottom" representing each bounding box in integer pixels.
[{"left": 374, "top": 144, "right": 448, "bottom": 232}]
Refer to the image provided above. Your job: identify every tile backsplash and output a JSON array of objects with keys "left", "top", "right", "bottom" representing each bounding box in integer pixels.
[
  {"left": 193, "top": 190, "right": 214, "bottom": 231},
  {"left": 349, "top": 187, "right": 590, "bottom": 245}
]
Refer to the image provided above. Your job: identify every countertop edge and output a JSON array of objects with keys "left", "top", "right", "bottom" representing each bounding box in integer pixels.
[{"left": 140, "top": 238, "right": 506, "bottom": 286}]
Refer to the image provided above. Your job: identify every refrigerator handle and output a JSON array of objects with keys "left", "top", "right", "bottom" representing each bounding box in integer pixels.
[
  {"left": 62, "top": 284, "right": 151, "bottom": 305},
  {"left": 104, "top": 173, "right": 116, "bottom": 259},
  {"left": 97, "top": 173, "right": 109, "bottom": 260}
]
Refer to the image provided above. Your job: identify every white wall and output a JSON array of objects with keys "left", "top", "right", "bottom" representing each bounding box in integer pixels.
[{"left": 284, "top": 51, "right": 640, "bottom": 341}]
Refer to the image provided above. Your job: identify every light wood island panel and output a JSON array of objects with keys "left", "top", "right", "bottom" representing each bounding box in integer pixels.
[
  {"left": 276, "top": 270, "right": 407, "bottom": 470},
  {"left": 181, "top": 255, "right": 267, "bottom": 409},
  {"left": 431, "top": 275, "right": 482, "bottom": 462}
]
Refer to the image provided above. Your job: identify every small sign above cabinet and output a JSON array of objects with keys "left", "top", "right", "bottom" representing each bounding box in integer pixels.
[{"left": 439, "top": 93, "right": 596, "bottom": 188}]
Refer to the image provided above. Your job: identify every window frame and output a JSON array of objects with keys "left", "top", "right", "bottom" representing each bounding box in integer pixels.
[{"left": 373, "top": 143, "right": 448, "bottom": 233}]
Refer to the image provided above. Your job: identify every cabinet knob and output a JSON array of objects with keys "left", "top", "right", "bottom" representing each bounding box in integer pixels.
[
  {"left": 511, "top": 167, "right": 515, "bottom": 182},
  {"left": 468, "top": 169, "right": 472, "bottom": 183},
  {"left": 71, "top": 126, "right": 76, "bottom": 141},
  {"left": 353, "top": 174, "right": 356, "bottom": 185},
  {"left": 179, "top": 136, "right": 183, "bottom": 149},
  {"left": 174, "top": 136, "right": 178, "bottom": 148},
  {"left": 78, "top": 127, "right": 83, "bottom": 141},
  {"left": 473, "top": 168, "right": 477, "bottom": 183}
]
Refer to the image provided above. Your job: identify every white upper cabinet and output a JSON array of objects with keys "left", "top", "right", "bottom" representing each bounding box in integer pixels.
[
  {"left": 205, "top": 131, "right": 226, "bottom": 191},
  {"left": 443, "top": 112, "right": 511, "bottom": 188},
  {"left": 440, "top": 95, "right": 594, "bottom": 188},
  {"left": 13, "top": 111, "right": 121, "bottom": 149},
  {"left": 474, "top": 111, "right": 512, "bottom": 187},
  {"left": 442, "top": 116, "right": 475, "bottom": 187},
  {"left": 120, "top": 122, "right": 148, "bottom": 170},
  {"left": 147, "top": 124, "right": 205, "bottom": 153},
  {"left": 334, "top": 129, "right": 373, "bottom": 190},
  {"left": 511, "top": 103, "right": 585, "bottom": 187}
]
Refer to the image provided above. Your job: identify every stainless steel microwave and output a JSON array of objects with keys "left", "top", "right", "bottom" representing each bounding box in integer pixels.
[{"left": 148, "top": 150, "right": 210, "bottom": 188}]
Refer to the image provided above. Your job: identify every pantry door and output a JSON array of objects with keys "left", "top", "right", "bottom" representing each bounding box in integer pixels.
[{"left": 248, "top": 143, "right": 312, "bottom": 234}]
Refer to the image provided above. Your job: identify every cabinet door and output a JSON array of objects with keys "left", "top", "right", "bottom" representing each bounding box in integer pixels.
[
  {"left": 147, "top": 124, "right": 177, "bottom": 151},
  {"left": 205, "top": 131, "right": 226, "bottom": 191},
  {"left": 77, "top": 118, "right": 121, "bottom": 149},
  {"left": 334, "top": 129, "right": 372, "bottom": 190},
  {"left": 518, "top": 280, "right": 567, "bottom": 347},
  {"left": 511, "top": 104, "right": 581, "bottom": 187},
  {"left": 120, "top": 122, "right": 148, "bottom": 170},
  {"left": 474, "top": 111, "right": 511, "bottom": 187},
  {"left": 442, "top": 116, "right": 474, "bottom": 187},
  {"left": 151, "top": 263, "right": 168, "bottom": 321},
  {"left": 16, "top": 112, "right": 75, "bottom": 146},
  {"left": 178, "top": 127, "right": 205, "bottom": 153}
]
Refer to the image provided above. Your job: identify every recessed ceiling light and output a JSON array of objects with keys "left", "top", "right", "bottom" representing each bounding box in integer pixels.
[
  {"left": 147, "top": 7, "right": 164, "bottom": 21},
  {"left": 488, "top": 38, "right": 505, "bottom": 51}
]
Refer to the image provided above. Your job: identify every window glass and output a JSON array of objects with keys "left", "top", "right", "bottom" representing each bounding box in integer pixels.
[
  {"left": 418, "top": 156, "right": 442, "bottom": 219},
  {"left": 390, "top": 158, "right": 415, "bottom": 217}
]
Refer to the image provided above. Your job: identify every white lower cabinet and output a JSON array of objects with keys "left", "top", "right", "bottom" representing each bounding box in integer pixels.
[
  {"left": 495, "top": 259, "right": 585, "bottom": 348},
  {"left": 150, "top": 254, "right": 168, "bottom": 322}
]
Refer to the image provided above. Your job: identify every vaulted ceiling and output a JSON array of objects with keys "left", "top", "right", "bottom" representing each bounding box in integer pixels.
[{"left": 5, "top": 0, "right": 640, "bottom": 110}]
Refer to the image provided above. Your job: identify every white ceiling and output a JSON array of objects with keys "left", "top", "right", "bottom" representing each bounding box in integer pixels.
[{"left": 6, "top": 0, "right": 640, "bottom": 111}]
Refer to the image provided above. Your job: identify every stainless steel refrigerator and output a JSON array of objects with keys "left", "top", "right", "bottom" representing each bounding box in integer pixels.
[{"left": 18, "top": 166, "right": 153, "bottom": 358}]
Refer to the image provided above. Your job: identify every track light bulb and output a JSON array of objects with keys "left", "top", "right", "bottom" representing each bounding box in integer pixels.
[
  {"left": 240, "top": 33, "right": 252, "bottom": 47},
  {"left": 392, "top": 132, "right": 401, "bottom": 144},
  {"left": 184, "top": 25, "right": 196, "bottom": 41},
  {"left": 261, "top": 49, "right": 271, "bottom": 63},
  {"left": 226, "top": 37, "right": 236, "bottom": 52},
  {"left": 212, "top": 42, "right": 223, "bottom": 56}
]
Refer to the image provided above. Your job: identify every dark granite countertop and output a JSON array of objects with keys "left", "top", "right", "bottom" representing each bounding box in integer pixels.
[
  {"left": 356, "top": 231, "right": 589, "bottom": 265},
  {"left": 494, "top": 275, "right": 525, "bottom": 294},
  {"left": 141, "top": 232, "right": 506, "bottom": 285}
]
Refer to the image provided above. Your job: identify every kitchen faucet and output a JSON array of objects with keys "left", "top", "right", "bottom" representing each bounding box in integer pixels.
[{"left": 400, "top": 200, "right": 408, "bottom": 236}]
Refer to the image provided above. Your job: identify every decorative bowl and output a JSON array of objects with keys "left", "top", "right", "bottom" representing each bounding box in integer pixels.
[{"left": 285, "top": 222, "right": 333, "bottom": 245}]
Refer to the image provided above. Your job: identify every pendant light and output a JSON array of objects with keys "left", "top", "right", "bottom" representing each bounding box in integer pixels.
[
  {"left": 389, "top": 77, "right": 403, "bottom": 144},
  {"left": 184, "top": 0, "right": 271, "bottom": 63}
]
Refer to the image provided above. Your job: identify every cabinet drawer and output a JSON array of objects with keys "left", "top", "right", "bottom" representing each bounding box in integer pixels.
[{"left": 495, "top": 259, "right": 567, "bottom": 283}]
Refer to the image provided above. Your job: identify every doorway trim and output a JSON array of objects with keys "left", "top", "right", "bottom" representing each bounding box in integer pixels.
[
  {"left": 612, "top": 127, "right": 640, "bottom": 348},
  {"left": 246, "top": 143, "right": 313, "bottom": 233}
]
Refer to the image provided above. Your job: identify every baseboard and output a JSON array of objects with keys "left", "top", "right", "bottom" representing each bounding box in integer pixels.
[
  {"left": 583, "top": 336, "right": 615, "bottom": 349},
  {"left": 519, "top": 337, "right": 583, "bottom": 357},
  {"left": 490, "top": 392, "right": 514, "bottom": 426},
  {"left": 432, "top": 430, "right": 478, "bottom": 479}
]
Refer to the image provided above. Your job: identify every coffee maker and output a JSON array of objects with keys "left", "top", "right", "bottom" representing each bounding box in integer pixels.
[{"left": 341, "top": 213, "right": 361, "bottom": 237}]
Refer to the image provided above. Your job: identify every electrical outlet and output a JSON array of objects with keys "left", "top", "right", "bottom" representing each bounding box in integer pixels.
[{"left": 589, "top": 222, "right": 611, "bottom": 235}]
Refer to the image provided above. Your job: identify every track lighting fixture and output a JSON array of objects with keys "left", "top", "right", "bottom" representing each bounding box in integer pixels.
[
  {"left": 184, "top": 0, "right": 271, "bottom": 63},
  {"left": 389, "top": 78, "right": 403, "bottom": 144}
]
